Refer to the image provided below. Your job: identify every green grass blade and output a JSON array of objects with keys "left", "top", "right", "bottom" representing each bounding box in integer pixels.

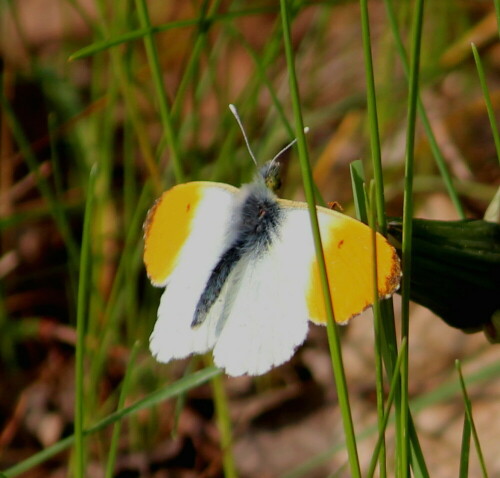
[
  {"left": 400, "top": 0, "right": 425, "bottom": 475},
  {"left": 2, "top": 367, "right": 222, "bottom": 478},
  {"left": 280, "top": 1, "right": 361, "bottom": 476},
  {"left": 367, "top": 338, "right": 407, "bottom": 478},
  {"left": 471, "top": 43, "right": 500, "bottom": 166},
  {"left": 0, "top": 89, "right": 80, "bottom": 269},
  {"left": 100, "top": 185, "right": 151, "bottom": 342},
  {"left": 91, "top": 0, "right": 163, "bottom": 195},
  {"left": 74, "top": 165, "right": 97, "bottom": 477},
  {"left": 135, "top": 0, "right": 184, "bottom": 183},
  {"left": 360, "top": 0, "right": 386, "bottom": 233},
  {"left": 456, "top": 360, "right": 489, "bottom": 478},
  {"left": 367, "top": 183, "right": 386, "bottom": 478},
  {"left": 383, "top": 0, "right": 466, "bottom": 219},
  {"left": 211, "top": 367, "right": 237, "bottom": 478},
  {"left": 350, "top": 160, "right": 368, "bottom": 223},
  {"left": 458, "top": 415, "right": 472, "bottom": 478},
  {"left": 225, "top": 24, "right": 294, "bottom": 139},
  {"left": 171, "top": 0, "right": 223, "bottom": 119},
  {"left": 69, "top": 7, "right": 278, "bottom": 61},
  {"left": 494, "top": 0, "right": 500, "bottom": 36},
  {"left": 171, "top": 359, "right": 199, "bottom": 438},
  {"left": 283, "top": 357, "right": 498, "bottom": 478},
  {"left": 408, "top": 416, "right": 430, "bottom": 478},
  {"left": 104, "top": 341, "right": 141, "bottom": 478},
  {"left": 358, "top": 5, "right": 409, "bottom": 473}
]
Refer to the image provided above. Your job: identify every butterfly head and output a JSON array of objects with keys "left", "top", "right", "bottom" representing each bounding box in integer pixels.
[{"left": 258, "top": 160, "right": 282, "bottom": 193}]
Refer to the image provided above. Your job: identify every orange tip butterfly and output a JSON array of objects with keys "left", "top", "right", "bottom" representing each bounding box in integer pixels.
[{"left": 144, "top": 105, "right": 401, "bottom": 376}]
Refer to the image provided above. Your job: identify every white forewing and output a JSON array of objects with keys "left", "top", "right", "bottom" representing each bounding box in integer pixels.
[
  {"left": 212, "top": 209, "right": 315, "bottom": 376},
  {"left": 149, "top": 185, "right": 239, "bottom": 362}
]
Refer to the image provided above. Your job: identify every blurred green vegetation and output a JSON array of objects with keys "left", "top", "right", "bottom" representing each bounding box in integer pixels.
[{"left": 0, "top": 1, "right": 499, "bottom": 477}]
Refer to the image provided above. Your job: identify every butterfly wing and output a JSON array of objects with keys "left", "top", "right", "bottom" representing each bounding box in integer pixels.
[
  {"left": 279, "top": 200, "right": 401, "bottom": 324},
  {"left": 212, "top": 237, "right": 311, "bottom": 376},
  {"left": 144, "top": 181, "right": 239, "bottom": 361},
  {"left": 212, "top": 202, "right": 401, "bottom": 376}
]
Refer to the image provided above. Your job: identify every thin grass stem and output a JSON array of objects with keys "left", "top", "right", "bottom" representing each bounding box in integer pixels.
[
  {"left": 350, "top": 160, "right": 368, "bottom": 223},
  {"left": 366, "top": 183, "right": 386, "bottom": 478},
  {"left": 458, "top": 415, "right": 472, "bottom": 478},
  {"left": 92, "top": 0, "right": 163, "bottom": 195},
  {"left": 400, "top": 0, "right": 425, "bottom": 475},
  {"left": 494, "top": 0, "right": 500, "bottom": 36},
  {"left": 104, "top": 341, "right": 141, "bottom": 478},
  {"left": 0, "top": 91, "right": 80, "bottom": 269},
  {"left": 135, "top": 0, "right": 184, "bottom": 183},
  {"left": 2, "top": 367, "right": 222, "bottom": 478},
  {"left": 171, "top": 0, "right": 223, "bottom": 119},
  {"left": 69, "top": 7, "right": 278, "bottom": 61},
  {"left": 280, "top": 1, "right": 361, "bottom": 476},
  {"left": 456, "top": 360, "right": 489, "bottom": 478},
  {"left": 211, "top": 369, "right": 237, "bottom": 478},
  {"left": 74, "top": 165, "right": 98, "bottom": 477},
  {"left": 283, "top": 360, "right": 499, "bottom": 477},
  {"left": 471, "top": 43, "right": 500, "bottom": 166},
  {"left": 367, "top": 338, "right": 407, "bottom": 478},
  {"left": 360, "top": 0, "right": 386, "bottom": 233},
  {"left": 383, "top": 0, "right": 466, "bottom": 219}
]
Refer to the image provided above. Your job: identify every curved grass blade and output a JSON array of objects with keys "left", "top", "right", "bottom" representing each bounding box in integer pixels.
[
  {"left": 1, "top": 367, "right": 222, "bottom": 478},
  {"left": 69, "top": 7, "right": 278, "bottom": 61}
]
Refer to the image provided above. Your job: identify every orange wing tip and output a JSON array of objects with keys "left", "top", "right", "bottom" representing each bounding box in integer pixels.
[
  {"left": 143, "top": 194, "right": 167, "bottom": 285},
  {"left": 380, "top": 249, "right": 402, "bottom": 298},
  {"left": 143, "top": 182, "right": 236, "bottom": 287},
  {"left": 329, "top": 259, "right": 401, "bottom": 324},
  {"left": 143, "top": 184, "right": 202, "bottom": 287},
  {"left": 319, "top": 297, "right": 377, "bottom": 326},
  {"left": 143, "top": 195, "right": 162, "bottom": 242},
  {"left": 307, "top": 234, "right": 402, "bottom": 326}
]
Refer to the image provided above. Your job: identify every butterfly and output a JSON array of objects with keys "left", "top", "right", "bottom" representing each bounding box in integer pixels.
[{"left": 144, "top": 106, "right": 401, "bottom": 376}]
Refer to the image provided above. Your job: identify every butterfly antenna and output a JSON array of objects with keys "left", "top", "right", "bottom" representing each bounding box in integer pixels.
[
  {"left": 269, "top": 126, "right": 310, "bottom": 166},
  {"left": 229, "top": 104, "right": 258, "bottom": 168}
]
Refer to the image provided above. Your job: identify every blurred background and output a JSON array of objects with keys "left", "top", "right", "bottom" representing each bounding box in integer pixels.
[{"left": 1, "top": 1, "right": 499, "bottom": 477}]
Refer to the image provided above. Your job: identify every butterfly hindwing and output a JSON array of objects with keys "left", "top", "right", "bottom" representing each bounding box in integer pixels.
[{"left": 211, "top": 228, "right": 312, "bottom": 376}]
